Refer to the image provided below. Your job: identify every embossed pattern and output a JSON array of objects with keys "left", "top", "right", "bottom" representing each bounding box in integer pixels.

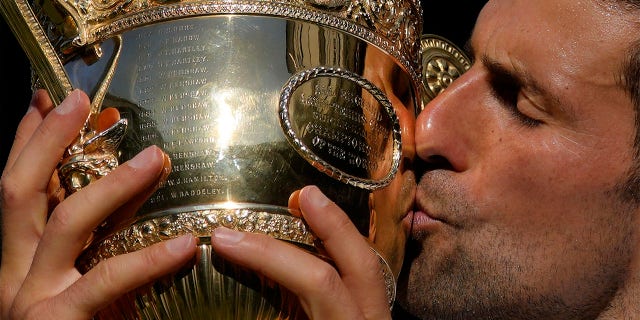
[
  {"left": 78, "top": 207, "right": 315, "bottom": 271},
  {"left": 35, "top": 0, "right": 422, "bottom": 85}
]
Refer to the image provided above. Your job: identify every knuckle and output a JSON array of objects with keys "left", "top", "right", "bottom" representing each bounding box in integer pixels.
[
  {"left": 34, "top": 118, "right": 58, "bottom": 145},
  {"left": 322, "top": 212, "right": 354, "bottom": 241},
  {"left": 333, "top": 213, "right": 355, "bottom": 234},
  {"left": 20, "top": 305, "right": 43, "bottom": 320},
  {"left": 135, "top": 245, "right": 169, "bottom": 281},
  {"left": 0, "top": 173, "right": 24, "bottom": 209},
  {"left": 47, "top": 187, "right": 93, "bottom": 231},
  {"left": 307, "top": 262, "right": 343, "bottom": 294},
  {"left": 47, "top": 201, "right": 75, "bottom": 230},
  {"left": 141, "top": 245, "right": 164, "bottom": 266},
  {"left": 21, "top": 301, "right": 67, "bottom": 320},
  {"left": 9, "top": 295, "right": 42, "bottom": 320},
  {"left": 12, "top": 118, "right": 34, "bottom": 147},
  {"left": 93, "top": 259, "right": 120, "bottom": 290}
]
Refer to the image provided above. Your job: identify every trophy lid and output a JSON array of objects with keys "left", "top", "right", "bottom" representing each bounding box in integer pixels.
[{"left": 34, "top": 0, "right": 423, "bottom": 84}]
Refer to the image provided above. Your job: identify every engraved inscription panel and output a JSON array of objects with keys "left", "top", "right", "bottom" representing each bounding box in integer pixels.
[
  {"left": 101, "top": 17, "right": 296, "bottom": 214},
  {"left": 281, "top": 68, "right": 400, "bottom": 189},
  {"left": 63, "top": 17, "right": 403, "bottom": 223}
]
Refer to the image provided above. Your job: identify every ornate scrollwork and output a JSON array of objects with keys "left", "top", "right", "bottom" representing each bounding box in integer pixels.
[
  {"left": 420, "top": 34, "right": 472, "bottom": 106},
  {"left": 33, "top": 0, "right": 422, "bottom": 83},
  {"left": 58, "top": 118, "right": 128, "bottom": 193},
  {"left": 346, "top": 0, "right": 421, "bottom": 61},
  {"left": 78, "top": 207, "right": 315, "bottom": 271}
]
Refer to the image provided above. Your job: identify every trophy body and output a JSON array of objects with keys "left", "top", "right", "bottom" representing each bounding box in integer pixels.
[
  {"left": 72, "top": 16, "right": 405, "bottom": 318},
  {"left": 0, "top": 0, "right": 475, "bottom": 318}
]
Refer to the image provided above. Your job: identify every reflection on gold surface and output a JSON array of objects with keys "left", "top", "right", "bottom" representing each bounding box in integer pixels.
[
  {"left": 362, "top": 45, "right": 417, "bottom": 279},
  {"left": 2, "top": 0, "right": 428, "bottom": 315},
  {"left": 59, "top": 17, "right": 421, "bottom": 318}
]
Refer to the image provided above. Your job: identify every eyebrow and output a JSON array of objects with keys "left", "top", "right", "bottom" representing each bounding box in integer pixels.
[{"left": 482, "top": 57, "right": 523, "bottom": 89}]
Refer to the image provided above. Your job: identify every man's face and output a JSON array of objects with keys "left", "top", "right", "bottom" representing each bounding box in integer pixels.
[{"left": 398, "top": 0, "right": 640, "bottom": 318}]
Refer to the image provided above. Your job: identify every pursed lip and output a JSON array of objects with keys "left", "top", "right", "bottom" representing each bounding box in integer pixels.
[{"left": 410, "top": 191, "right": 448, "bottom": 236}]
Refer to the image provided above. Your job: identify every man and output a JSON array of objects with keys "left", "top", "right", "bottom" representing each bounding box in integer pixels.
[
  {"left": 215, "top": 0, "right": 640, "bottom": 318},
  {"left": 397, "top": 0, "right": 640, "bottom": 318},
  {"left": 3, "top": 0, "right": 640, "bottom": 319}
]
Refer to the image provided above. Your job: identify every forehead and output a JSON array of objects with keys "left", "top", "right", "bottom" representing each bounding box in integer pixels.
[
  {"left": 473, "top": 0, "right": 636, "bottom": 80},
  {"left": 472, "top": 0, "right": 638, "bottom": 112}
]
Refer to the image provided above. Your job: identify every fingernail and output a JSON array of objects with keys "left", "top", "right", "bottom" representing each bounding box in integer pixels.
[
  {"left": 55, "top": 90, "right": 81, "bottom": 115},
  {"left": 160, "top": 152, "right": 172, "bottom": 181},
  {"left": 166, "top": 234, "right": 195, "bottom": 253},
  {"left": 212, "top": 227, "right": 244, "bottom": 244},
  {"left": 128, "top": 146, "right": 161, "bottom": 169},
  {"left": 304, "top": 185, "right": 330, "bottom": 208}
]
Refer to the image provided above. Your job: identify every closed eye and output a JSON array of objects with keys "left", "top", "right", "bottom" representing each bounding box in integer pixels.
[{"left": 485, "top": 59, "right": 542, "bottom": 127}]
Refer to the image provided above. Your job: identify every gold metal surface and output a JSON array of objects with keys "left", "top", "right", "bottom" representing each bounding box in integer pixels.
[
  {"left": 0, "top": 0, "right": 457, "bottom": 317},
  {"left": 419, "top": 34, "right": 472, "bottom": 108}
]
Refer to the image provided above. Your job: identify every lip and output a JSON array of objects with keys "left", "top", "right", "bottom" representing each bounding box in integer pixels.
[
  {"left": 410, "top": 201, "right": 447, "bottom": 236},
  {"left": 401, "top": 209, "right": 415, "bottom": 233},
  {"left": 413, "top": 210, "right": 444, "bottom": 228}
]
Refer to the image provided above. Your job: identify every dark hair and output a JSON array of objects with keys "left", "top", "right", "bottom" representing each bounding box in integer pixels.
[
  {"left": 619, "top": 41, "right": 640, "bottom": 202},
  {"left": 618, "top": 49, "right": 640, "bottom": 205},
  {"left": 617, "top": 0, "right": 640, "bottom": 124},
  {"left": 625, "top": 42, "right": 640, "bottom": 153},
  {"left": 607, "top": 0, "right": 640, "bottom": 202}
]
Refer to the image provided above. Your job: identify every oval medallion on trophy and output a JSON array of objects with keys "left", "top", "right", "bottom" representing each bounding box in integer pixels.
[{"left": 279, "top": 67, "right": 401, "bottom": 190}]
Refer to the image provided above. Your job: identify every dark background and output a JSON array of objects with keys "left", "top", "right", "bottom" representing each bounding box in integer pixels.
[{"left": 0, "top": 1, "right": 487, "bottom": 172}]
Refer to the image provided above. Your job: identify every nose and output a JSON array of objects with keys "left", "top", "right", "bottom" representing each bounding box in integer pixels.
[{"left": 416, "top": 68, "right": 485, "bottom": 172}]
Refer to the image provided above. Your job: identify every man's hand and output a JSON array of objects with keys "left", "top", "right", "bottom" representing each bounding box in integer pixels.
[
  {"left": 211, "top": 185, "right": 392, "bottom": 320},
  {"left": 0, "top": 89, "right": 197, "bottom": 319}
]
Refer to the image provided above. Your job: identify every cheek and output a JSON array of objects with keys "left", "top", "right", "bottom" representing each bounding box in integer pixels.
[
  {"left": 454, "top": 131, "right": 636, "bottom": 286},
  {"left": 466, "top": 129, "right": 632, "bottom": 231}
]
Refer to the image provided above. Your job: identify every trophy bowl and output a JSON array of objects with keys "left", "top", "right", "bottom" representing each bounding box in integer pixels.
[{"left": 0, "top": 0, "right": 468, "bottom": 318}]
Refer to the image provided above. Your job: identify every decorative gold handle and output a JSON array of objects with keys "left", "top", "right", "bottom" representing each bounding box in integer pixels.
[
  {"left": 419, "top": 34, "right": 472, "bottom": 111},
  {"left": 0, "top": 0, "right": 73, "bottom": 104},
  {"left": 58, "top": 35, "right": 127, "bottom": 194},
  {"left": 0, "top": 0, "right": 127, "bottom": 194}
]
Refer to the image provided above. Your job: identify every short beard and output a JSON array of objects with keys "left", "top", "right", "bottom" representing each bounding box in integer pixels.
[
  {"left": 396, "top": 237, "right": 601, "bottom": 320},
  {"left": 395, "top": 172, "right": 637, "bottom": 319}
]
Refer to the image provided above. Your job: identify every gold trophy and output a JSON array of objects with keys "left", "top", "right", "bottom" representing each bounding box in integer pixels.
[{"left": 1, "top": 0, "right": 469, "bottom": 317}]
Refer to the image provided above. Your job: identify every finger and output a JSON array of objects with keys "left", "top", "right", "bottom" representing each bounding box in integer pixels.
[
  {"left": 1, "top": 90, "right": 90, "bottom": 240},
  {"left": 66, "top": 235, "right": 197, "bottom": 317},
  {"left": 3, "top": 89, "right": 54, "bottom": 171},
  {"left": 211, "top": 227, "right": 366, "bottom": 320},
  {"left": 9, "top": 89, "right": 90, "bottom": 195},
  {"left": 0, "top": 90, "right": 88, "bottom": 281},
  {"left": 288, "top": 189, "right": 302, "bottom": 217},
  {"left": 0, "top": 89, "right": 57, "bottom": 314},
  {"left": 97, "top": 107, "right": 120, "bottom": 132},
  {"left": 29, "top": 146, "right": 167, "bottom": 281},
  {"left": 101, "top": 152, "right": 171, "bottom": 234},
  {"left": 18, "top": 235, "right": 197, "bottom": 320},
  {"left": 297, "top": 186, "right": 391, "bottom": 319}
]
